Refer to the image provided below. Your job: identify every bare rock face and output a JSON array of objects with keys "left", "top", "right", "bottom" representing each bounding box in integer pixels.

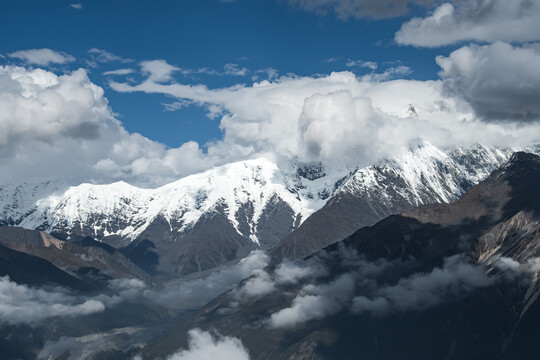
[
  {"left": 271, "top": 143, "right": 513, "bottom": 260},
  {"left": 142, "top": 152, "right": 540, "bottom": 360},
  {"left": 0, "top": 226, "right": 151, "bottom": 283}
]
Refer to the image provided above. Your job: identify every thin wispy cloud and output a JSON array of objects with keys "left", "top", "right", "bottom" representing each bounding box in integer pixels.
[
  {"left": 8, "top": 48, "right": 75, "bottom": 66},
  {"left": 288, "top": 0, "right": 435, "bottom": 20},
  {"left": 323, "top": 57, "right": 341, "bottom": 63},
  {"left": 346, "top": 59, "right": 378, "bottom": 70},
  {"left": 179, "top": 63, "right": 249, "bottom": 77},
  {"left": 103, "top": 68, "right": 135, "bottom": 76},
  {"left": 87, "top": 48, "right": 133, "bottom": 68}
]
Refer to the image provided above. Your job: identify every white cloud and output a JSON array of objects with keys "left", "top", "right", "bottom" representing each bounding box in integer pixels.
[
  {"left": 288, "top": 0, "right": 434, "bottom": 19},
  {"left": 346, "top": 59, "right": 378, "bottom": 70},
  {"left": 8, "top": 48, "right": 75, "bottom": 66},
  {"left": 396, "top": 0, "right": 540, "bottom": 47},
  {"left": 162, "top": 99, "right": 193, "bottom": 112},
  {"left": 274, "top": 258, "right": 328, "bottom": 285},
  {"left": 232, "top": 269, "right": 275, "bottom": 301},
  {"left": 103, "top": 68, "right": 135, "bottom": 76},
  {"left": 352, "top": 255, "right": 491, "bottom": 315},
  {"left": 179, "top": 63, "right": 250, "bottom": 78},
  {"left": 110, "top": 61, "right": 540, "bottom": 172},
  {"left": 251, "top": 68, "right": 278, "bottom": 82},
  {"left": 141, "top": 60, "right": 180, "bottom": 82},
  {"left": 2, "top": 52, "right": 540, "bottom": 188},
  {"left": 0, "top": 66, "right": 223, "bottom": 187},
  {"left": 224, "top": 63, "right": 248, "bottom": 76},
  {"left": 69, "top": 3, "right": 83, "bottom": 10},
  {"left": 266, "top": 251, "right": 495, "bottom": 327},
  {"left": 365, "top": 65, "right": 412, "bottom": 81},
  {"left": 167, "top": 329, "right": 250, "bottom": 360},
  {"left": 0, "top": 66, "right": 109, "bottom": 147},
  {"left": 0, "top": 276, "right": 106, "bottom": 324},
  {"left": 147, "top": 251, "right": 270, "bottom": 310},
  {"left": 87, "top": 48, "right": 133, "bottom": 67},
  {"left": 437, "top": 42, "right": 540, "bottom": 122},
  {"left": 268, "top": 273, "right": 355, "bottom": 328}
]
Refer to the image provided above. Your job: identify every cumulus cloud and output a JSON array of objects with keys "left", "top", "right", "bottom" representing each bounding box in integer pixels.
[
  {"left": 148, "top": 251, "right": 270, "bottom": 309},
  {"left": 396, "top": 0, "right": 540, "bottom": 47},
  {"left": 437, "top": 42, "right": 540, "bottom": 122},
  {"left": 274, "top": 258, "right": 328, "bottom": 285},
  {"left": 0, "top": 67, "right": 108, "bottom": 147},
  {"left": 269, "top": 273, "right": 355, "bottom": 328},
  {"left": 0, "top": 253, "right": 269, "bottom": 326},
  {"left": 288, "top": 0, "right": 434, "bottom": 19},
  {"left": 298, "top": 90, "right": 381, "bottom": 161},
  {"left": 232, "top": 269, "right": 275, "bottom": 301},
  {"left": 352, "top": 255, "right": 491, "bottom": 315},
  {"left": 265, "top": 250, "right": 495, "bottom": 327},
  {"left": 167, "top": 329, "right": 250, "bottom": 360},
  {"left": 2, "top": 54, "right": 539, "bottom": 187},
  {"left": 0, "top": 66, "right": 220, "bottom": 187},
  {"left": 8, "top": 48, "right": 75, "bottom": 66},
  {"left": 110, "top": 60, "right": 540, "bottom": 179},
  {"left": 0, "top": 276, "right": 105, "bottom": 325}
]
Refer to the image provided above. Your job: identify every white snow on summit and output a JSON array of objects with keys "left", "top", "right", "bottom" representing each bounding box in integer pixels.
[
  {"left": 1, "top": 157, "right": 351, "bottom": 244},
  {"left": 0, "top": 142, "right": 534, "bottom": 246}
]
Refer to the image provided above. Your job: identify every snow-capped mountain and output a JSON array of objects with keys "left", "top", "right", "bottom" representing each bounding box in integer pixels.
[
  {"left": 271, "top": 142, "right": 515, "bottom": 259},
  {"left": 0, "top": 157, "right": 354, "bottom": 275},
  {"left": 0, "top": 141, "right": 535, "bottom": 276},
  {"left": 144, "top": 152, "right": 540, "bottom": 360},
  {"left": 3, "top": 158, "right": 351, "bottom": 241}
]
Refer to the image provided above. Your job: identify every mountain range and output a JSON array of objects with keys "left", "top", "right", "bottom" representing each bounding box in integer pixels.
[
  {"left": 1, "top": 143, "right": 540, "bottom": 359},
  {"left": 0, "top": 142, "right": 528, "bottom": 278},
  {"left": 141, "top": 151, "right": 540, "bottom": 360}
]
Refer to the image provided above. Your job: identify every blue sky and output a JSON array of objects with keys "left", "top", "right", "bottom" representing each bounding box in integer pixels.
[
  {"left": 0, "top": 0, "right": 448, "bottom": 147},
  {"left": 1, "top": 0, "right": 539, "bottom": 187}
]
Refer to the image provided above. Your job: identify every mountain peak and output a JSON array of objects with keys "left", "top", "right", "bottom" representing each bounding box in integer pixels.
[{"left": 504, "top": 151, "right": 540, "bottom": 172}]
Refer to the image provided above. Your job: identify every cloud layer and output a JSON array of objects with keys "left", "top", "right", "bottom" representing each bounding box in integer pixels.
[
  {"left": 112, "top": 62, "right": 540, "bottom": 170},
  {"left": 0, "top": 250, "right": 270, "bottom": 325},
  {"left": 149, "top": 251, "right": 270, "bottom": 310},
  {"left": 241, "top": 248, "right": 496, "bottom": 329},
  {"left": 396, "top": 0, "right": 540, "bottom": 47},
  {"left": 0, "top": 276, "right": 105, "bottom": 324},
  {"left": 2, "top": 42, "right": 540, "bottom": 187},
  {"left": 352, "top": 255, "right": 491, "bottom": 315}
]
